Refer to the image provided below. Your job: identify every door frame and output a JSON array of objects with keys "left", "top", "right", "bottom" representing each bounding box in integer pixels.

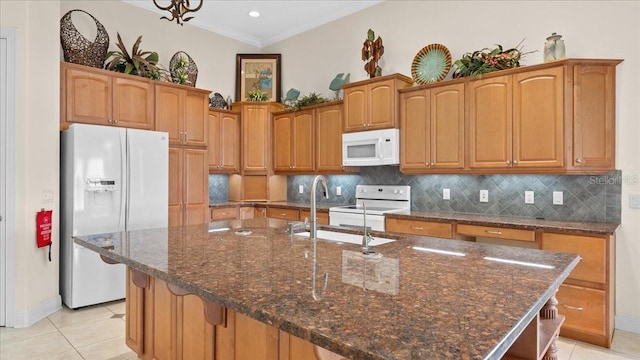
[{"left": 1, "top": 28, "right": 17, "bottom": 327}]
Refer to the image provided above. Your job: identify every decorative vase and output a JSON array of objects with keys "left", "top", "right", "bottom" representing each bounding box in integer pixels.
[
  {"left": 169, "top": 51, "right": 198, "bottom": 87},
  {"left": 544, "top": 33, "right": 566, "bottom": 62}
]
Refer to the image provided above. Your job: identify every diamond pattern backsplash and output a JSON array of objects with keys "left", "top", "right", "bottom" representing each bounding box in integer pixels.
[
  {"left": 287, "top": 167, "right": 622, "bottom": 223},
  {"left": 209, "top": 175, "right": 228, "bottom": 203}
]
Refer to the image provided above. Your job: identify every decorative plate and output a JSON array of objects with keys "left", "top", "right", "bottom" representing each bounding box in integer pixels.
[{"left": 411, "top": 44, "right": 452, "bottom": 85}]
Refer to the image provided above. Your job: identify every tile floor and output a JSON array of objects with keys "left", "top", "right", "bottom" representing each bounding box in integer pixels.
[{"left": 1, "top": 300, "right": 639, "bottom": 359}]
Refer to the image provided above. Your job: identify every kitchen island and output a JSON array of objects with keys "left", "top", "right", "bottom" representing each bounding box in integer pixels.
[{"left": 75, "top": 218, "right": 579, "bottom": 360}]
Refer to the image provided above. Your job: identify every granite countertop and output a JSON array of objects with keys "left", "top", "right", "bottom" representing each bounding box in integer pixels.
[
  {"left": 209, "top": 202, "right": 619, "bottom": 235},
  {"left": 75, "top": 219, "right": 579, "bottom": 360}
]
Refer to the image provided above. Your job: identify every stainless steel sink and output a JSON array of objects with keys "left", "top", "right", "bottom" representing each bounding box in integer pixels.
[{"left": 295, "top": 230, "right": 395, "bottom": 247}]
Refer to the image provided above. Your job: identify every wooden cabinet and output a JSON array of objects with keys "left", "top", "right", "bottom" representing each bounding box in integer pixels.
[
  {"left": 343, "top": 74, "right": 413, "bottom": 132},
  {"left": 61, "top": 62, "right": 154, "bottom": 130},
  {"left": 211, "top": 207, "right": 238, "bottom": 221},
  {"left": 273, "top": 110, "right": 314, "bottom": 173},
  {"left": 541, "top": 232, "right": 614, "bottom": 347},
  {"left": 468, "top": 68, "right": 564, "bottom": 170},
  {"left": 316, "top": 102, "right": 349, "bottom": 172},
  {"left": 400, "top": 83, "right": 465, "bottom": 173},
  {"left": 208, "top": 109, "right": 240, "bottom": 173},
  {"left": 169, "top": 148, "right": 209, "bottom": 226},
  {"left": 254, "top": 206, "right": 267, "bottom": 219},
  {"left": 457, "top": 224, "right": 535, "bottom": 243},
  {"left": 299, "top": 209, "right": 329, "bottom": 225},
  {"left": 569, "top": 64, "right": 617, "bottom": 171},
  {"left": 156, "top": 84, "right": 209, "bottom": 147},
  {"left": 266, "top": 207, "right": 300, "bottom": 221},
  {"left": 239, "top": 207, "right": 255, "bottom": 220},
  {"left": 385, "top": 218, "right": 453, "bottom": 238}
]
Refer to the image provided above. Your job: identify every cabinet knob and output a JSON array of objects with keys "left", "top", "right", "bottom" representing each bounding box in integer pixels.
[
  {"left": 107, "top": 119, "right": 112, "bottom": 123},
  {"left": 513, "top": 160, "right": 518, "bottom": 165},
  {"left": 576, "top": 158, "right": 583, "bottom": 164},
  {"left": 430, "top": 162, "right": 434, "bottom": 166},
  {"left": 506, "top": 160, "right": 511, "bottom": 165}
]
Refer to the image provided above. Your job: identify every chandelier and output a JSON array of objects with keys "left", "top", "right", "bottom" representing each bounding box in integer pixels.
[{"left": 153, "top": 0, "right": 203, "bottom": 26}]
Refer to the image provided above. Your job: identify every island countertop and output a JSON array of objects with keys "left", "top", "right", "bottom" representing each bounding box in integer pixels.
[{"left": 74, "top": 219, "right": 579, "bottom": 360}]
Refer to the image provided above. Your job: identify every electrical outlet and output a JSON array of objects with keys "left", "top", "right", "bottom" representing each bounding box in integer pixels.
[
  {"left": 443, "top": 188, "right": 450, "bottom": 200},
  {"left": 553, "top": 191, "right": 563, "bottom": 205},
  {"left": 42, "top": 190, "right": 54, "bottom": 203},
  {"left": 525, "top": 191, "right": 535, "bottom": 204},
  {"left": 630, "top": 194, "right": 640, "bottom": 209},
  {"left": 479, "top": 190, "right": 488, "bottom": 203},
  {"left": 298, "top": 185, "right": 304, "bottom": 194},
  {"left": 336, "top": 186, "right": 342, "bottom": 196}
]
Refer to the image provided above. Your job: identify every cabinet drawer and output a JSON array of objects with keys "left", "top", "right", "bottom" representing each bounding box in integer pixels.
[
  {"left": 386, "top": 218, "right": 452, "bottom": 238},
  {"left": 299, "top": 210, "right": 329, "bottom": 225},
  {"left": 557, "top": 284, "right": 606, "bottom": 336},
  {"left": 456, "top": 224, "right": 535, "bottom": 242},
  {"left": 211, "top": 207, "right": 238, "bottom": 221},
  {"left": 266, "top": 207, "right": 300, "bottom": 221},
  {"left": 541, "top": 233, "right": 606, "bottom": 284}
]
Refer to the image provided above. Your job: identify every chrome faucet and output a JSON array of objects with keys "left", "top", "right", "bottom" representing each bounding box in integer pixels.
[
  {"left": 310, "top": 175, "right": 328, "bottom": 240},
  {"left": 361, "top": 201, "right": 376, "bottom": 255},
  {"left": 310, "top": 175, "right": 329, "bottom": 300}
]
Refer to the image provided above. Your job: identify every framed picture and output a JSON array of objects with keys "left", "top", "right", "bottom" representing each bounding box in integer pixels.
[{"left": 236, "top": 54, "right": 282, "bottom": 102}]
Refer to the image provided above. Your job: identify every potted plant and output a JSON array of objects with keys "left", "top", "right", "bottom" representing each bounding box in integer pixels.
[{"left": 105, "top": 33, "right": 163, "bottom": 79}]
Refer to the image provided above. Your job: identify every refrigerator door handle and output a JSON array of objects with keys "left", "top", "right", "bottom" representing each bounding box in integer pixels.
[{"left": 120, "top": 129, "right": 127, "bottom": 232}]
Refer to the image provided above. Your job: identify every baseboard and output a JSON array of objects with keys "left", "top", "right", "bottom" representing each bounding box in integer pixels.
[
  {"left": 13, "top": 295, "right": 62, "bottom": 328},
  {"left": 616, "top": 314, "right": 640, "bottom": 335}
]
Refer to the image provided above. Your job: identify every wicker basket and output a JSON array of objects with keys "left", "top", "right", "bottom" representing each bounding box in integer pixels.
[
  {"left": 170, "top": 51, "right": 198, "bottom": 87},
  {"left": 60, "top": 9, "right": 109, "bottom": 69}
]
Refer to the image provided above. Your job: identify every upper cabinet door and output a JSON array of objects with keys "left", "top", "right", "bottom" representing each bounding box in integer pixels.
[
  {"left": 343, "top": 84, "right": 367, "bottom": 132},
  {"left": 64, "top": 67, "right": 112, "bottom": 125},
  {"left": 316, "top": 104, "right": 345, "bottom": 172},
  {"left": 112, "top": 76, "right": 154, "bottom": 129},
  {"left": 219, "top": 112, "right": 240, "bottom": 173},
  {"left": 242, "top": 104, "right": 270, "bottom": 173},
  {"left": 368, "top": 78, "right": 396, "bottom": 130},
  {"left": 292, "top": 110, "right": 315, "bottom": 172},
  {"left": 185, "top": 91, "right": 209, "bottom": 147},
  {"left": 513, "top": 67, "right": 564, "bottom": 168},
  {"left": 207, "top": 111, "right": 222, "bottom": 170},
  {"left": 155, "top": 85, "right": 185, "bottom": 145},
  {"left": 572, "top": 65, "right": 616, "bottom": 170},
  {"left": 400, "top": 90, "right": 430, "bottom": 172},
  {"left": 272, "top": 113, "right": 293, "bottom": 172},
  {"left": 430, "top": 83, "right": 465, "bottom": 169},
  {"left": 468, "top": 75, "right": 513, "bottom": 169}
]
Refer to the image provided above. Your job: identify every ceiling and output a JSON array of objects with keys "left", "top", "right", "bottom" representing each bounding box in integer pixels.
[{"left": 123, "top": 0, "right": 382, "bottom": 48}]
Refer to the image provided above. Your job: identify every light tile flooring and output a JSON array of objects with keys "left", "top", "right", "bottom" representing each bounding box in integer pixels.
[{"left": 1, "top": 300, "right": 639, "bottom": 359}]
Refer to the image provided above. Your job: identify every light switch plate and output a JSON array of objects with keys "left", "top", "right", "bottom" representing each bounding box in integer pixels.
[
  {"left": 42, "top": 190, "right": 54, "bottom": 203},
  {"left": 298, "top": 185, "right": 304, "bottom": 194},
  {"left": 336, "top": 186, "right": 342, "bottom": 196},
  {"left": 443, "top": 188, "right": 450, "bottom": 200},
  {"left": 630, "top": 194, "right": 640, "bottom": 209},
  {"left": 525, "top": 191, "right": 535, "bottom": 204},
  {"left": 479, "top": 190, "right": 488, "bottom": 203},
  {"left": 553, "top": 191, "right": 563, "bottom": 205}
]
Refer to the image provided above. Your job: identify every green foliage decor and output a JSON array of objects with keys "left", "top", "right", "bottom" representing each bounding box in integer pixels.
[
  {"left": 105, "top": 33, "right": 161, "bottom": 79},
  {"left": 453, "top": 40, "right": 534, "bottom": 78},
  {"left": 247, "top": 89, "right": 269, "bottom": 101},
  {"left": 291, "top": 92, "right": 329, "bottom": 110}
]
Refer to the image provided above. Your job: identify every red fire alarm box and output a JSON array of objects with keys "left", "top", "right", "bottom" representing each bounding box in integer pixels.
[{"left": 36, "top": 209, "right": 53, "bottom": 261}]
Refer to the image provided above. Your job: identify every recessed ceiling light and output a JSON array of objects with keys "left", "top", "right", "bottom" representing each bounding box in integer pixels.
[{"left": 248, "top": 11, "right": 260, "bottom": 18}]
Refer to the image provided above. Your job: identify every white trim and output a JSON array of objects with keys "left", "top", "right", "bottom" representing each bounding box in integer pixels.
[
  {"left": 13, "top": 295, "right": 62, "bottom": 328},
  {"left": 0, "top": 27, "right": 16, "bottom": 328},
  {"left": 616, "top": 314, "right": 640, "bottom": 335}
]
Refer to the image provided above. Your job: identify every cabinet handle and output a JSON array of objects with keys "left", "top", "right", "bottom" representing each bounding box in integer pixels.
[
  {"left": 576, "top": 158, "right": 583, "bottom": 164},
  {"left": 561, "top": 304, "right": 584, "bottom": 311},
  {"left": 107, "top": 119, "right": 112, "bottom": 123},
  {"left": 430, "top": 163, "right": 434, "bottom": 166},
  {"left": 512, "top": 160, "right": 518, "bottom": 165},
  {"left": 114, "top": 119, "right": 118, "bottom": 124},
  {"left": 281, "top": 213, "right": 287, "bottom": 216},
  {"left": 485, "top": 230, "right": 503, "bottom": 235},
  {"left": 410, "top": 226, "right": 424, "bottom": 230},
  {"left": 505, "top": 160, "right": 511, "bottom": 165}
]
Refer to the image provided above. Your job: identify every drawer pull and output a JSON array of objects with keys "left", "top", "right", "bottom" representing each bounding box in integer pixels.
[
  {"left": 561, "top": 304, "right": 584, "bottom": 311},
  {"left": 281, "top": 213, "right": 287, "bottom": 216},
  {"left": 410, "top": 226, "right": 424, "bottom": 230},
  {"left": 485, "top": 230, "right": 503, "bottom": 235}
]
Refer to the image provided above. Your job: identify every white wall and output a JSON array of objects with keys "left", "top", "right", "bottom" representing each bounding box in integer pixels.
[
  {"left": 60, "top": 0, "right": 260, "bottom": 98},
  {"left": 264, "top": 1, "right": 640, "bottom": 332},
  {"left": 0, "top": 0, "right": 62, "bottom": 326}
]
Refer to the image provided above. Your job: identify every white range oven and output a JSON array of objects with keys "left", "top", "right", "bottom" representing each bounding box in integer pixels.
[{"left": 329, "top": 185, "right": 411, "bottom": 232}]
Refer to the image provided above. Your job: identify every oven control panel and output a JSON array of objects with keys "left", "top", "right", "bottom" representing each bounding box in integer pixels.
[{"left": 356, "top": 185, "right": 411, "bottom": 201}]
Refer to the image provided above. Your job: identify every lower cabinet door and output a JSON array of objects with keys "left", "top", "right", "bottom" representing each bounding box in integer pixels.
[
  {"left": 178, "top": 294, "right": 214, "bottom": 360},
  {"left": 557, "top": 284, "right": 606, "bottom": 336}
]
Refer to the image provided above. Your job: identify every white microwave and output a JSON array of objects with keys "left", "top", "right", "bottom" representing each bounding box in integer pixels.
[{"left": 342, "top": 128, "right": 400, "bottom": 166}]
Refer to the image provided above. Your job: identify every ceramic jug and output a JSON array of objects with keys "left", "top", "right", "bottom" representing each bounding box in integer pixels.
[{"left": 544, "top": 33, "right": 566, "bottom": 62}]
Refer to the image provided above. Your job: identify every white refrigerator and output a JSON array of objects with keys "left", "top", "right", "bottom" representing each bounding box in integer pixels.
[{"left": 60, "top": 124, "right": 168, "bottom": 309}]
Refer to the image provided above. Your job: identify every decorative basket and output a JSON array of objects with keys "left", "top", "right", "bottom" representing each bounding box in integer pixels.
[
  {"left": 209, "top": 93, "right": 227, "bottom": 109},
  {"left": 60, "top": 9, "right": 109, "bottom": 69},
  {"left": 170, "top": 51, "right": 198, "bottom": 87}
]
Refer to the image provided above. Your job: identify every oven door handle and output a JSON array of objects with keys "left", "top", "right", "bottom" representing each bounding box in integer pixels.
[{"left": 337, "top": 224, "right": 372, "bottom": 231}]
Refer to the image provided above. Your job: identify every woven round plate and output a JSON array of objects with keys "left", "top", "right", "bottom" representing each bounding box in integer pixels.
[{"left": 411, "top": 43, "right": 451, "bottom": 85}]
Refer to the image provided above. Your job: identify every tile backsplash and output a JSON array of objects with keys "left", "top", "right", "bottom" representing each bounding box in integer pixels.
[
  {"left": 209, "top": 175, "right": 228, "bottom": 203},
  {"left": 286, "top": 167, "right": 622, "bottom": 223}
]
